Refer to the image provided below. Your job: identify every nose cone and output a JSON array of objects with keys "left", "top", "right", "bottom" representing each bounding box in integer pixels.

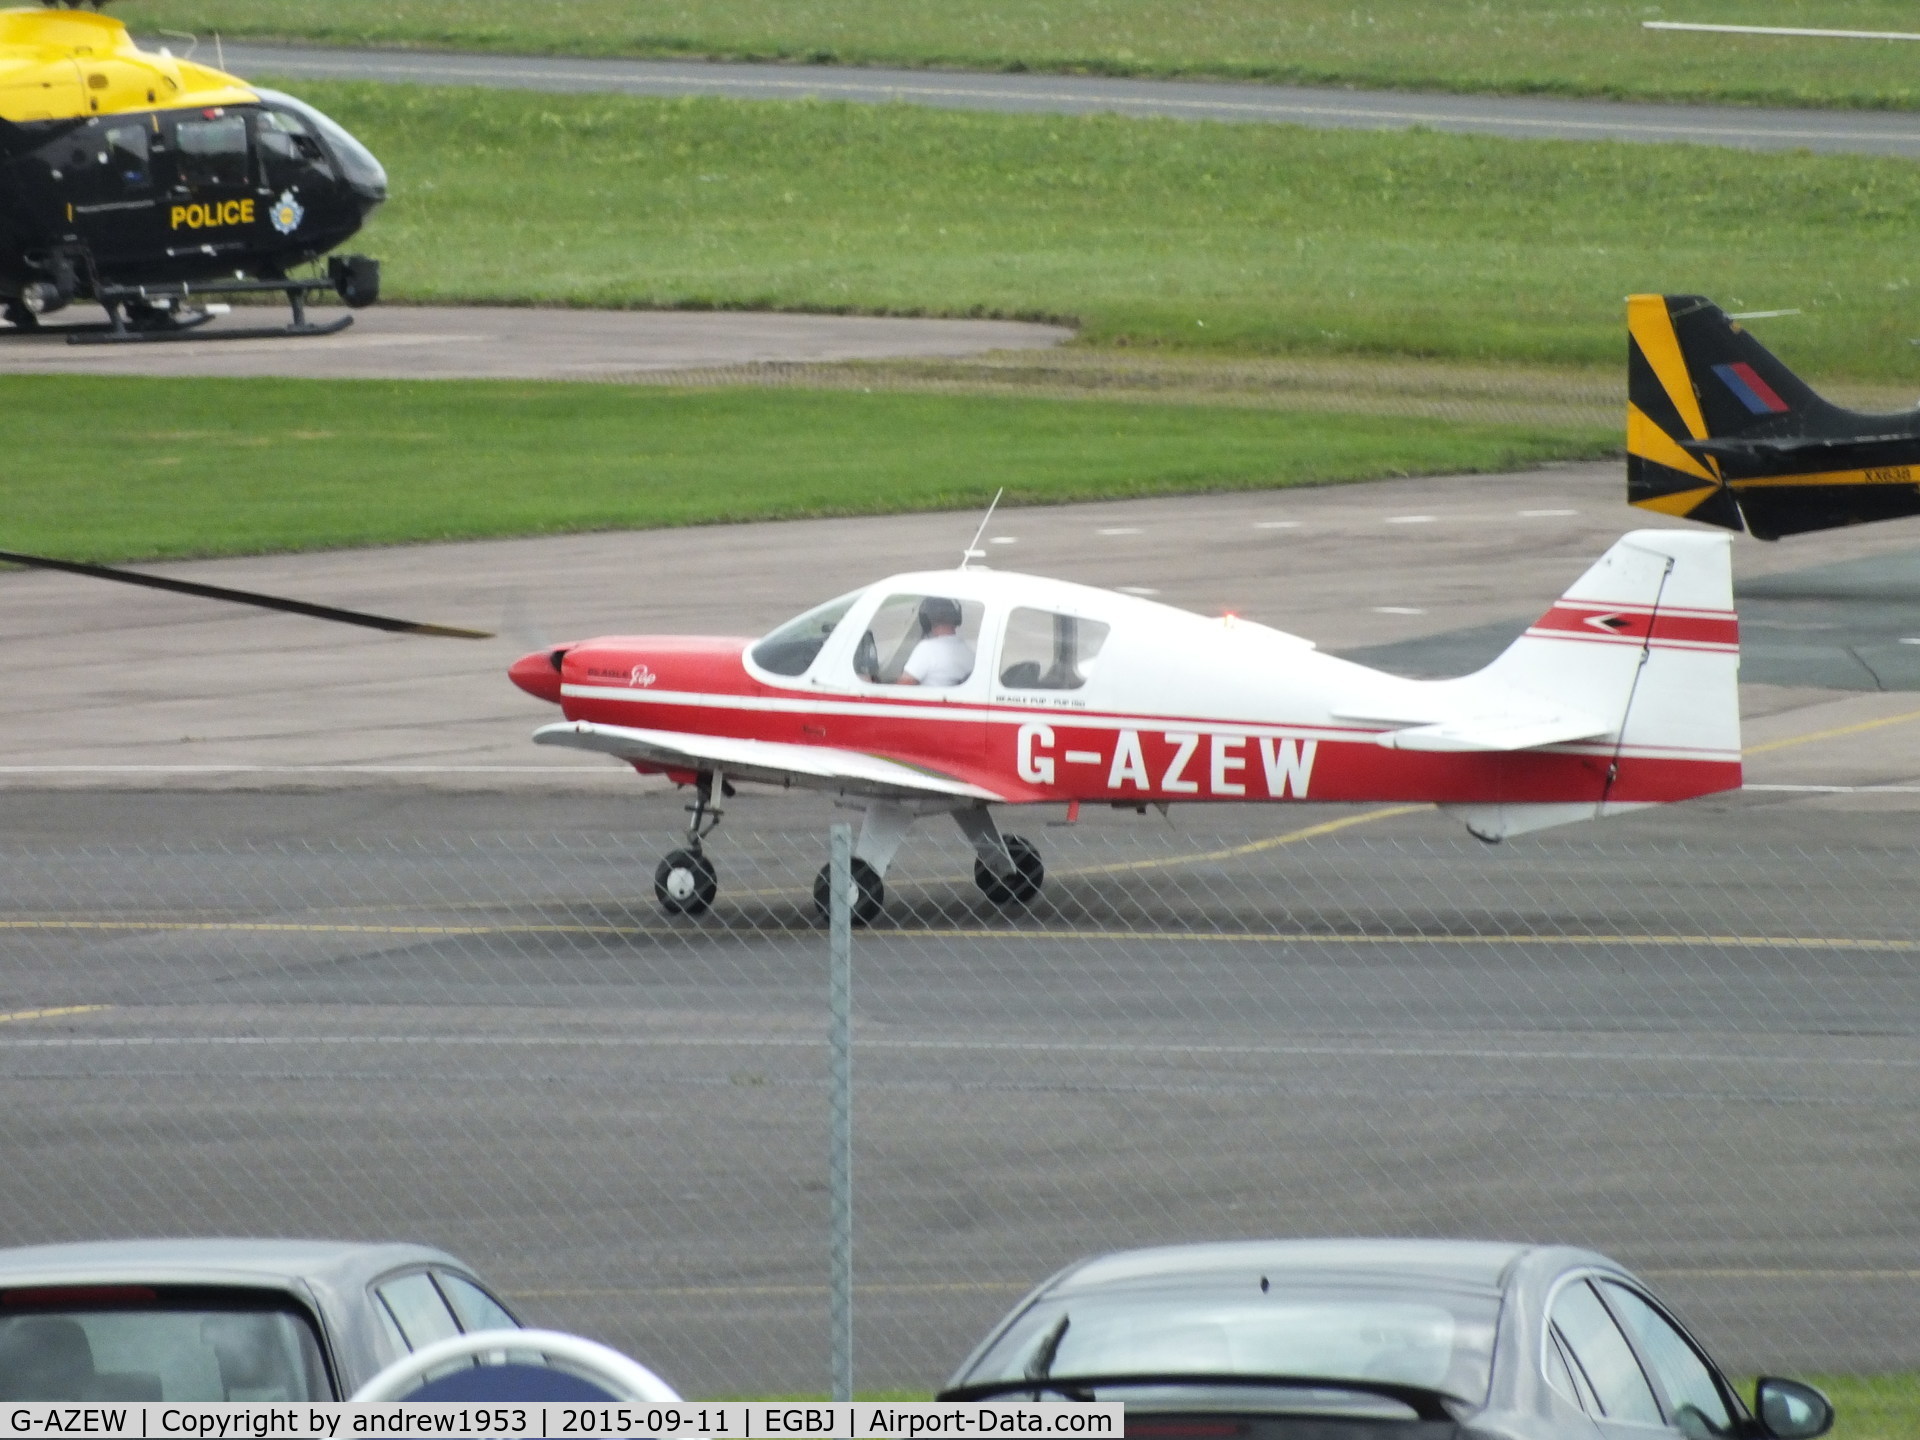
[{"left": 509, "top": 648, "right": 567, "bottom": 704}]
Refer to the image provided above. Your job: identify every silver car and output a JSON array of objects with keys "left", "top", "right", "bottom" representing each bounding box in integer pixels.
[
  {"left": 938, "top": 1239, "right": 1834, "bottom": 1439},
  {"left": 0, "top": 1238, "right": 521, "bottom": 1400}
]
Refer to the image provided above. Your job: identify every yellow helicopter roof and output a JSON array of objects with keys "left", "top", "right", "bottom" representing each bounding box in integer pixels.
[{"left": 0, "top": 5, "right": 255, "bottom": 123}]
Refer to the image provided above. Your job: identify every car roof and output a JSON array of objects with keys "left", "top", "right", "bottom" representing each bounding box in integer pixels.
[
  {"left": 1047, "top": 1239, "right": 1537, "bottom": 1297},
  {"left": 0, "top": 1239, "right": 465, "bottom": 1293}
]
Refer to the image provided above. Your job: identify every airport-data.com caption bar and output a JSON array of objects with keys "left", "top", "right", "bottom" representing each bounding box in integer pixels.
[{"left": 3, "top": 1404, "right": 1125, "bottom": 1440}]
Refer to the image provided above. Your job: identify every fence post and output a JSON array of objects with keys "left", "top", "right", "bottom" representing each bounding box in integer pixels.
[{"left": 828, "top": 822, "right": 854, "bottom": 1403}]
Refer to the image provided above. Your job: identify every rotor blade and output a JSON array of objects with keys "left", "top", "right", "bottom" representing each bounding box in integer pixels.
[{"left": 0, "top": 549, "right": 493, "bottom": 639}]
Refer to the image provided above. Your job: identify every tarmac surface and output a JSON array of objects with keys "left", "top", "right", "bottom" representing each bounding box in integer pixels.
[
  {"left": 217, "top": 42, "right": 1920, "bottom": 158},
  {"left": 4, "top": 469, "right": 1920, "bottom": 1388},
  {"left": 0, "top": 305, "right": 1071, "bottom": 380}
]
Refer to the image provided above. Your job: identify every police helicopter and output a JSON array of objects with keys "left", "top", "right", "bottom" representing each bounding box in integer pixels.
[{"left": 0, "top": 1, "right": 385, "bottom": 340}]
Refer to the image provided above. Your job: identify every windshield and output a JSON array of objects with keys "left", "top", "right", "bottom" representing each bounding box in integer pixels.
[
  {"left": 750, "top": 590, "right": 863, "bottom": 677},
  {"left": 253, "top": 89, "right": 387, "bottom": 200},
  {"left": 0, "top": 1292, "right": 330, "bottom": 1401},
  {"left": 958, "top": 1280, "right": 1500, "bottom": 1409}
]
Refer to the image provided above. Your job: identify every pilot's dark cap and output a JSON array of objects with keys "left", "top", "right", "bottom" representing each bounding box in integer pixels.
[{"left": 918, "top": 596, "right": 963, "bottom": 629}]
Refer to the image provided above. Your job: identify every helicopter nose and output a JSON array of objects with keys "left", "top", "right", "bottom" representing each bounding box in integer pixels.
[{"left": 509, "top": 647, "right": 570, "bottom": 704}]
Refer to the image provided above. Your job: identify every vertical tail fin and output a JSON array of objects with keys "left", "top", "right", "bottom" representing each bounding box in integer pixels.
[
  {"left": 1627, "top": 294, "right": 1920, "bottom": 539},
  {"left": 1447, "top": 528, "right": 1741, "bottom": 839}
]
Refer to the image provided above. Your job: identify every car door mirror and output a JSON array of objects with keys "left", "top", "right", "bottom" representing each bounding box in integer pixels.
[{"left": 1753, "top": 1377, "right": 1833, "bottom": 1439}]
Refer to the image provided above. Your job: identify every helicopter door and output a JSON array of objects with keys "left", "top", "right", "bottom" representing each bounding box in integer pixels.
[
  {"left": 163, "top": 110, "right": 257, "bottom": 261},
  {"left": 254, "top": 107, "right": 338, "bottom": 245},
  {"left": 65, "top": 118, "right": 163, "bottom": 269}
]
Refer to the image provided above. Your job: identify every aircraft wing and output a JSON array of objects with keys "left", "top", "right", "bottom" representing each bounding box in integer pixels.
[
  {"left": 1374, "top": 712, "right": 1610, "bottom": 753},
  {"left": 532, "top": 720, "right": 1007, "bottom": 802}
]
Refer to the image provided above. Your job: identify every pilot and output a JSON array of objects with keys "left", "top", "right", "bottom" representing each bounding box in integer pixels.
[{"left": 898, "top": 597, "right": 973, "bottom": 686}]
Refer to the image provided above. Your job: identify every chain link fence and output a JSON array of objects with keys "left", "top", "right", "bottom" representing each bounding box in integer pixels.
[{"left": 0, "top": 799, "right": 1915, "bottom": 1396}]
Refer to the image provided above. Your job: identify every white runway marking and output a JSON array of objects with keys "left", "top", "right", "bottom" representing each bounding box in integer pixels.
[
  {"left": 1745, "top": 783, "right": 1920, "bottom": 793},
  {"left": 1386, "top": 514, "right": 1437, "bottom": 524},
  {"left": 1253, "top": 520, "right": 1302, "bottom": 529},
  {"left": 1521, "top": 508, "right": 1579, "bottom": 517},
  {"left": 1118, "top": 585, "right": 1160, "bottom": 596},
  {"left": 989, "top": 536, "right": 1018, "bottom": 545},
  {"left": 1373, "top": 605, "right": 1426, "bottom": 615},
  {"left": 1096, "top": 526, "right": 1143, "bottom": 536}
]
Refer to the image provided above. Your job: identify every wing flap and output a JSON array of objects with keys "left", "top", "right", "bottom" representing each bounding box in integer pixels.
[{"left": 533, "top": 720, "right": 1006, "bottom": 801}]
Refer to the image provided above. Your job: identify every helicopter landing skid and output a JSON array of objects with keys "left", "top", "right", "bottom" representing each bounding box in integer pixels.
[{"left": 67, "top": 275, "right": 355, "bottom": 346}]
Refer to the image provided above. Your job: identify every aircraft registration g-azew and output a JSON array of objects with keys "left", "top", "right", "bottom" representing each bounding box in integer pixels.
[
  {"left": 507, "top": 527, "right": 1742, "bottom": 920},
  {"left": 1, "top": 525, "right": 1741, "bottom": 923}
]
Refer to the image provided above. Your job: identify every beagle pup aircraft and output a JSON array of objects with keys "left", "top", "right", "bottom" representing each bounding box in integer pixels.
[
  {"left": 2, "top": 526, "right": 1740, "bottom": 921},
  {"left": 506, "top": 526, "right": 1741, "bottom": 920}
]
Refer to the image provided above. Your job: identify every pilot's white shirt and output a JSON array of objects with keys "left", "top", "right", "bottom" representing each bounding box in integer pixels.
[{"left": 903, "top": 633, "right": 975, "bottom": 686}]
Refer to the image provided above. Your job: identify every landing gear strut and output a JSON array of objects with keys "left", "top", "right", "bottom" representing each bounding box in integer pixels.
[{"left": 653, "top": 771, "right": 725, "bottom": 916}]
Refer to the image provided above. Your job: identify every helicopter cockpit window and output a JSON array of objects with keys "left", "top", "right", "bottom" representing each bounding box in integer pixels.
[
  {"left": 997, "top": 608, "right": 1111, "bottom": 691},
  {"left": 853, "top": 594, "right": 984, "bottom": 688},
  {"left": 102, "top": 125, "right": 150, "bottom": 189},
  {"left": 174, "top": 116, "right": 250, "bottom": 190},
  {"left": 255, "top": 109, "right": 334, "bottom": 186},
  {"left": 750, "top": 591, "right": 863, "bottom": 678}
]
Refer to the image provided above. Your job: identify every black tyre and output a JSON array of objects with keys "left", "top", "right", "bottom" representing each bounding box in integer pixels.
[
  {"left": 654, "top": 847, "right": 717, "bottom": 915},
  {"left": 3, "top": 301, "right": 38, "bottom": 331},
  {"left": 974, "top": 834, "right": 1044, "bottom": 906},
  {"left": 813, "top": 857, "right": 885, "bottom": 925}
]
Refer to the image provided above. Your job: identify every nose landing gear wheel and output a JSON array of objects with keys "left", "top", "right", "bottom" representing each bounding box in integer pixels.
[
  {"left": 655, "top": 847, "right": 718, "bottom": 915},
  {"left": 813, "top": 857, "right": 885, "bottom": 925},
  {"left": 975, "top": 834, "right": 1044, "bottom": 906}
]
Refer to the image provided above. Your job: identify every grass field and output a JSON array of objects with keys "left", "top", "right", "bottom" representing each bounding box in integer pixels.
[
  {"left": 142, "top": 1, "right": 1920, "bottom": 111},
  {"left": 0, "top": 375, "right": 1605, "bottom": 563},
  {"left": 297, "top": 82, "right": 1920, "bottom": 381},
  {"left": 1812, "top": 1374, "right": 1920, "bottom": 1440}
]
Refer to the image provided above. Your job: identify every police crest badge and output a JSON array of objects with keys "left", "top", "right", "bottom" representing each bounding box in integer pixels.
[{"left": 270, "top": 190, "right": 305, "bottom": 236}]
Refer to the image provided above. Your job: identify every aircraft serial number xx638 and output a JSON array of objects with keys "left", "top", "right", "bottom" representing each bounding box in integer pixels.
[{"left": 507, "top": 527, "right": 1742, "bottom": 921}]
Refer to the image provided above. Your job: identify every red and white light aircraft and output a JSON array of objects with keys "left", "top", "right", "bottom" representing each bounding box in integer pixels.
[
  {"left": 4, "top": 524, "right": 1740, "bottom": 921},
  {"left": 505, "top": 527, "right": 1741, "bottom": 920}
]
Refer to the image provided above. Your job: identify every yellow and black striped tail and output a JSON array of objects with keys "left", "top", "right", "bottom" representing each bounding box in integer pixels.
[
  {"left": 1626, "top": 294, "right": 1920, "bottom": 540},
  {"left": 1627, "top": 294, "right": 1744, "bottom": 532}
]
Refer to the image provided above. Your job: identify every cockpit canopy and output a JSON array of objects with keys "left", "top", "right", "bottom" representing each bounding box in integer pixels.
[
  {"left": 748, "top": 575, "right": 1116, "bottom": 693},
  {"left": 252, "top": 88, "right": 387, "bottom": 201}
]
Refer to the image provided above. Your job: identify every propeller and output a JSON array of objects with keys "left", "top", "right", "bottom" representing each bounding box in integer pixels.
[{"left": 0, "top": 548, "right": 493, "bottom": 640}]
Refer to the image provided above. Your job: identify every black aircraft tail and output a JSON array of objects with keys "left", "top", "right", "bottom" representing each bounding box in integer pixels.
[{"left": 1626, "top": 294, "right": 1920, "bottom": 540}]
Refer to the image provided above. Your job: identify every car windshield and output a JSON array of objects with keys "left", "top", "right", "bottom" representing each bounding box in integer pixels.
[
  {"left": 0, "top": 1291, "right": 330, "bottom": 1401},
  {"left": 958, "top": 1279, "right": 1500, "bottom": 1409},
  {"left": 750, "top": 590, "right": 864, "bottom": 677}
]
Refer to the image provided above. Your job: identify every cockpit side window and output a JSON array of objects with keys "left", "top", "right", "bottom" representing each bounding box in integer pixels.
[
  {"left": 173, "top": 115, "right": 250, "bottom": 190},
  {"left": 998, "top": 609, "right": 1111, "bottom": 691},
  {"left": 750, "top": 591, "right": 863, "bottom": 678},
  {"left": 852, "top": 594, "right": 983, "bottom": 688},
  {"left": 255, "top": 107, "right": 335, "bottom": 187},
  {"left": 102, "top": 124, "right": 149, "bottom": 189}
]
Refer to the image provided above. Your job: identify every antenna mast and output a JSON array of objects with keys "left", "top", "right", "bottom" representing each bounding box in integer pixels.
[{"left": 960, "top": 488, "right": 1004, "bottom": 569}]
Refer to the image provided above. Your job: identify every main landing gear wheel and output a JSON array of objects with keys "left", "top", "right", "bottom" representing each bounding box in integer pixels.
[
  {"left": 3, "top": 301, "right": 39, "bottom": 331},
  {"left": 814, "top": 858, "right": 885, "bottom": 925},
  {"left": 655, "top": 847, "right": 717, "bottom": 916},
  {"left": 975, "top": 834, "right": 1044, "bottom": 907}
]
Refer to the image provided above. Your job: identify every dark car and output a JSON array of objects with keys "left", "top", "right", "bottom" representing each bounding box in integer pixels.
[
  {"left": 938, "top": 1239, "right": 1834, "bottom": 1439},
  {"left": 0, "top": 1238, "right": 521, "bottom": 1400}
]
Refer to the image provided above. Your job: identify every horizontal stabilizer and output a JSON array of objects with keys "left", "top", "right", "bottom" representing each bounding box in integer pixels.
[
  {"left": 533, "top": 720, "right": 1005, "bottom": 802},
  {"left": 1378, "top": 712, "right": 1610, "bottom": 753}
]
